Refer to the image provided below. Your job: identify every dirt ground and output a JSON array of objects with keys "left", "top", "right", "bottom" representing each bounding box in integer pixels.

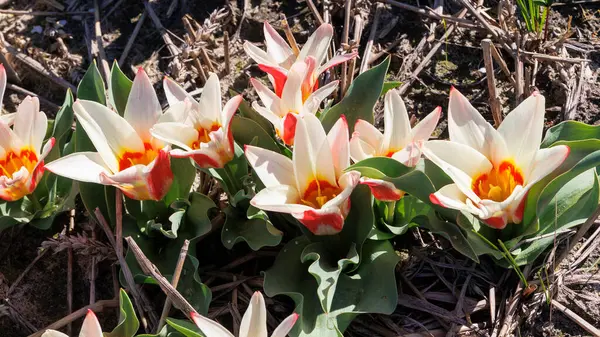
[{"left": 0, "top": 0, "right": 599, "bottom": 336}]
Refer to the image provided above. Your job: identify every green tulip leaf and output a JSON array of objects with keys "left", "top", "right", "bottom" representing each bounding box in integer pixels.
[
  {"left": 165, "top": 318, "right": 204, "bottom": 337},
  {"left": 320, "top": 57, "right": 390, "bottom": 133},
  {"left": 221, "top": 204, "right": 283, "bottom": 250},
  {"left": 109, "top": 61, "right": 133, "bottom": 116},
  {"left": 380, "top": 81, "right": 402, "bottom": 97},
  {"left": 78, "top": 61, "right": 106, "bottom": 104},
  {"left": 231, "top": 115, "right": 280, "bottom": 153},
  {"left": 231, "top": 90, "right": 274, "bottom": 137},
  {"left": 105, "top": 289, "right": 140, "bottom": 337},
  {"left": 264, "top": 238, "right": 399, "bottom": 337}
]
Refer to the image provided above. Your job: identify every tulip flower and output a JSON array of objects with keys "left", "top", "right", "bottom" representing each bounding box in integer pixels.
[
  {"left": 42, "top": 309, "right": 102, "bottom": 337},
  {"left": 46, "top": 68, "right": 173, "bottom": 201},
  {"left": 151, "top": 73, "right": 242, "bottom": 168},
  {"left": 245, "top": 113, "right": 360, "bottom": 235},
  {"left": 251, "top": 58, "right": 338, "bottom": 145},
  {"left": 192, "top": 292, "right": 298, "bottom": 337},
  {"left": 0, "top": 64, "right": 16, "bottom": 125},
  {"left": 423, "top": 88, "right": 570, "bottom": 229},
  {"left": 0, "top": 94, "right": 54, "bottom": 202},
  {"left": 243, "top": 22, "right": 356, "bottom": 98},
  {"left": 350, "top": 90, "right": 441, "bottom": 201}
]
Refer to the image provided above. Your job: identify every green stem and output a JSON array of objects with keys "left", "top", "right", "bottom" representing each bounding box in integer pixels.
[
  {"left": 223, "top": 164, "right": 241, "bottom": 194},
  {"left": 384, "top": 200, "right": 396, "bottom": 225},
  {"left": 498, "top": 239, "right": 529, "bottom": 287},
  {"left": 28, "top": 192, "right": 43, "bottom": 212}
]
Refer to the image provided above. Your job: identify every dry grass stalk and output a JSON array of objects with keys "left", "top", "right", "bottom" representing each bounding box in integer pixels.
[
  {"left": 482, "top": 39, "right": 503, "bottom": 127},
  {"left": 157, "top": 240, "right": 190, "bottom": 333}
]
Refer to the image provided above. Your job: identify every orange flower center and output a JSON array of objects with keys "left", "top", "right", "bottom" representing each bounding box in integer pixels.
[
  {"left": 301, "top": 179, "right": 341, "bottom": 209},
  {"left": 0, "top": 148, "right": 38, "bottom": 178},
  {"left": 472, "top": 161, "right": 524, "bottom": 202},
  {"left": 118, "top": 142, "right": 159, "bottom": 171},
  {"left": 190, "top": 124, "right": 221, "bottom": 150}
]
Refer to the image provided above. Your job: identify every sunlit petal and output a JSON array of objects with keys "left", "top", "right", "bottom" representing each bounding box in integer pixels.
[
  {"left": 124, "top": 67, "right": 162, "bottom": 140},
  {"left": 239, "top": 292, "right": 269, "bottom": 337},
  {"left": 264, "top": 22, "right": 295, "bottom": 66},
  {"left": 298, "top": 23, "right": 333, "bottom": 66},
  {"left": 151, "top": 122, "right": 197, "bottom": 151},
  {"left": 381, "top": 90, "right": 411, "bottom": 153},
  {"left": 191, "top": 312, "right": 235, "bottom": 337},
  {"left": 250, "top": 185, "right": 311, "bottom": 214},
  {"left": 303, "top": 80, "right": 338, "bottom": 114},
  {"left": 271, "top": 313, "right": 299, "bottom": 337},
  {"left": 245, "top": 145, "right": 295, "bottom": 188},
  {"left": 326, "top": 115, "right": 350, "bottom": 179},
  {"left": 497, "top": 92, "right": 545, "bottom": 173},
  {"left": 46, "top": 152, "right": 111, "bottom": 184},
  {"left": 198, "top": 73, "right": 222, "bottom": 123},
  {"left": 411, "top": 106, "right": 441, "bottom": 142},
  {"left": 14, "top": 96, "right": 46, "bottom": 153}
]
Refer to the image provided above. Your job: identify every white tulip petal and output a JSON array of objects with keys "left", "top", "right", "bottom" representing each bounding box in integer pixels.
[
  {"left": 0, "top": 119, "right": 22, "bottom": 152},
  {"left": 497, "top": 92, "right": 545, "bottom": 173},
  {"left": 424, "top": 140, "right": 492, "bottom": 177},
  {"left": 251, "top": 78, "right": 282, "bottom": 115},
  {"left": 239, "top": 292, "right": 269, "bottom": 337},
  {"left": 271, "top": 313, "right": 299, "bottom": 337},
  {"left": 124, "top": 68, "right": 162, "bottom": 140},
  {"left": 191, "top": 312, "right": 235, "bottom": 337},
  {"left": 198, "top": 73, "right": 222, "bottom": 123},
  {"left": 245, "top": 145, "right": 295, "bottom": 188},
  {"left": 163, "top": 76, "right": 198, "bottom": 110},
  {"left": 281, "top": 62, "right": 307, "bottom": 113},
  {"left": 322, "top": 170, "right": 360, "bottom": 210},
  {"left": 303, "top": 80, "right": 338, "bottom": 114},
  {"left": 41, "top": 330, "right": 69, "bottom": 337},
  {"left": 157, "top": 99, "right": 191, "bottom": 124},
  {"left": 411, "top": 106, "right": 441, "bottom": 142},
  {"left": 382, "top": 90, "right": 411, "bottom": 153},
  {"left": 0, "top": 113, "right": 15, "bottom": 126},
  {"left": 46, "top": 152, "right": 111, "bottom": 184},
  {"left": 305, "top": 113, "right": 337, "bottom": 187},
  {"left": 349, "top": 134, "right": 377, "bottom": 162},
  {"left": 252, "top": 102, "right": 284, "bottom": 127},
  {"left": 353, "top": 119, "right": 383, "bottom": 150},
  {"left": 250, "top": 185, "right": 312, "bottom": 214},
  {"left": 422, "top": 144, "right": 483, "bottom": 203},
  {"left": 151, "top": 122, "right": 197, "bottom": 151},
  {"left": 14, "top": 96, "right": 46, "bottom": 152},
  {"left": 316, "top": 52, "right": 357, "bottom": 76},
  {"left": 448, "top": 88, "right": 507, "bottom": 164},
  {"left": 298, "top": 23, "right": 333, "bottom": 66},
  {"left": 326, "top": 116, "right": 350, "bottom": 179},
  {"left": 430, "top": 184, "right": 480, "bottom": 215},
  {"left": 222, "top": 95, "right": 242, "bottom": 131},
  {"left": 79, "top": 310, "right": 103, "bottom": 337},
  {"left": 390, "top": 145, "right": 421, "bottom": 167},
  {"left": 293, "top": 114, "right": 317, "bottom": 193},
  {"left": 0, "top": 64, "right": 6, "bottom": 111},
  {"left": 526, "top": 145, "right": 570, "bottom": 185},
  {"left": 243, "top": 41, "right": 278, "bottom": 68},
  {"left": 264, "top": 22, "right": 295, "bottom": 67},
  {"left": 75, "top": 100, "right": 143, "bottom": 171}
]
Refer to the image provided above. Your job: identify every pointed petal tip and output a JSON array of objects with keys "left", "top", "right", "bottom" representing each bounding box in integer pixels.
[
  {"left": 136, "top": 66, "right": 145, "bottom": 75},
  {"left": 430, "top": 193, "right": 443, "bottom": 206},
  {"left": 0, "top": 63, "right": 4, "bottom": 72},
  {"left": 339, "top": 114, "right": 348, "bottom": 124}
]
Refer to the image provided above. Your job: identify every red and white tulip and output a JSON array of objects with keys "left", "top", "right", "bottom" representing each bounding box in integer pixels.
[
  {"left": 42, "top": 309, "right": 103, "bottom": 337},
  {"left": 423, "top": 88, "right": 570, "bottom": 229},
  {"left": 151, "top": 73, "right": 242, "bottom": 168},
  {"left": 46, "top": 68, "right": 173, "bottom": 201},
  {"left": 191, "top": 292, "right": 298, "bottom": 337},
  {"left": 349, "top": 89, "right": 441, "bottom": 201},
  {"left": 245, "top": 113, "right": 360, "bottom": 235},
  {"left": 243, "top": 22, "right": 356, "bottom": 98},
  {"left": 251, "top": 58, "right": 338, "bottom": 145}
]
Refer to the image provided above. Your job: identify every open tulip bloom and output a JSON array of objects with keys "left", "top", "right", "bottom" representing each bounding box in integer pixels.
[
  {"left": 251, "top": 58, "right": 338, "bottom": 145},
  {"left": 46, "top": 68, "right": 174, "bottom": 201},
  {"left": 191, "top": 291, "right": 298, "bottom": 337},
  {"left": 0, "top": 94, "right": 54, "bottom": 201},
  {"left": 151, "top": 73, "right": 242, "bottom": 168},
  {"left": 42, "top": 309, "right": 103, "bottom": 337},
  {"left": 245, "top": 113, "right": 360, "bottom": 235},
  {"left": 423, "top": 88, "right": 570, "bottom": 229},
  {"left": 350, "top": 89, "right": 441, "bottom": 201},
  {"left": 243, "top": 22, "right": 356, "bottom": 98}
]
